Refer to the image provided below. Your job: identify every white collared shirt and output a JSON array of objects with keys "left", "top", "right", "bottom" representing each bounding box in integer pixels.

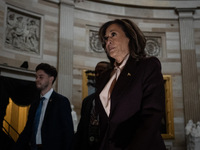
[{"left": 36, "top": 88, "right": 53, "bottom": 144}]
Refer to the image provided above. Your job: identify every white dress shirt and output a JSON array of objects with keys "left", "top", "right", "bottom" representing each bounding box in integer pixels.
[{"left": 36, "top": 88, "right": 53, "bottom": 144}]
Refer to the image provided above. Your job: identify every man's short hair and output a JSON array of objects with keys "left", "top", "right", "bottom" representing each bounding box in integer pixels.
[{"left": 36, "top": 63, "right": 57, "bottom": 84}]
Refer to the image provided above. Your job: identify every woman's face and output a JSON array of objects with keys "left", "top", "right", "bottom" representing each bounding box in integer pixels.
[{"left": 104, "top": 24, "right": 130, "bottom": 63}]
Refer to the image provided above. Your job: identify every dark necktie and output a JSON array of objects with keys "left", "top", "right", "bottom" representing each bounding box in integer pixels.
[{"left": 33, "top": 97, "right": 45, "bottom": 139}]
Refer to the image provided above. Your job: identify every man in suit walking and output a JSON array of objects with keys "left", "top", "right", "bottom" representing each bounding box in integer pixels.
[
  {"left": 73, "top": 61, "right": 110, "bottom": 150},
  {"left": 14, "top": 63, "right": 74, "bottom": 150}
]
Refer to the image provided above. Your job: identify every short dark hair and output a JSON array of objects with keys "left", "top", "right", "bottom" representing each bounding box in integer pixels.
[
  {"left": 95, "top": 61, "right": 111, "bottom": 76},
  {"left": 99, "top": 19, "right": 146, "bottom": 63},
  {"left": 35, "top": 63, "right": 57, "bottom": 84},
  {"left": 95, "top": 61, "right": 111, "bottom": 89}
]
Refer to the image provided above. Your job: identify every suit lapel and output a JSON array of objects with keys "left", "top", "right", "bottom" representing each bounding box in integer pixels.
[
  {"left": 42, "top": 91, "right": 55, "bottom": 127},
  {"left": 95, "top": 69, "right": 112, "bottom": 117},
  {"left": 95, "top": 57, "right": 140, "bottom": 118},
  {"left": 109, "top": 57, "right": 139, "bottom": 117}
]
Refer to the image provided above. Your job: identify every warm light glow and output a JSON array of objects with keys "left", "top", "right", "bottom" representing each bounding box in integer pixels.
[{"left": 3, "top": 98, "right": 30, "bottom": 142}]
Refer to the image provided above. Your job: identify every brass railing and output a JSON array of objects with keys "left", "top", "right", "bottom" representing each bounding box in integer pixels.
[{"left": 2, "top": 119, "right": 19, "bottom": 141}]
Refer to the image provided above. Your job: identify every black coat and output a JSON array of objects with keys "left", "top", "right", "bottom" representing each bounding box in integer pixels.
[
  {"left": 14, "top": 91, "right": 74, "bottom": 150},
  {"left": 73, "top": 93, "right": 100, "bottom": 150},
  {"left": 95, "top": 56, "right": 166, "bottom": 150}
]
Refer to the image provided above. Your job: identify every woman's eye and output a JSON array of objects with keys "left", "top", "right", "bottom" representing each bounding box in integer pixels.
[
  {"left": 103, "top": 32, "right": 116, "bottom": 43},
  {"left": 111, "top": 32, "right": 116, "bottom": 37}
]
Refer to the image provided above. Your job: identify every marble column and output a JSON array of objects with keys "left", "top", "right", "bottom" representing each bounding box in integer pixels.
[
  {"left": 57, "top": 0, "right": 74, "bottom": 101},
  {"left": 176, "top": 8, "right": 200, "bottom": 123}
]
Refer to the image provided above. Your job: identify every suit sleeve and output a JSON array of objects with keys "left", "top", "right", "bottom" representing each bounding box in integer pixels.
[
  {"left": 127, "top": 57, "right": 166, "bottom": 149},
  {"left": 73, "top": 93, "right": 95, "bottom": 150},
  {"left": 61, "top": 97, "right": 74, "bottom": 150}
]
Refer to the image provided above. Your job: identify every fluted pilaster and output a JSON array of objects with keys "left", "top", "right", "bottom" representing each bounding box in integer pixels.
[
  {"left": 57, "top": 0, "right": 74, "bottom": 101},
  {"left": 176, "top": 8, "right": 200, "bottom": 123}
]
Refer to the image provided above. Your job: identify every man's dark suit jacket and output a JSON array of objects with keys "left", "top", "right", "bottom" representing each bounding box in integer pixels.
[
  {"left": 95, "top": 56, "right": 166, "bottom": 150},
  {"left": 14, "top": 91, "right": 74, "bottom": 150},
  {"left": 73, "top": 93, "right": 98, "bottom": 150}
]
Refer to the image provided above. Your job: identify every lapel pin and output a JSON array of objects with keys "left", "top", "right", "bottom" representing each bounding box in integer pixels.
[{"left": 127, "top": 73, "right": 131, "bottom": 76}]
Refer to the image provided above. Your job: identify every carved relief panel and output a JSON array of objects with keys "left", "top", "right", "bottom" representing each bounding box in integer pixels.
[
  {"left": 4, "top": 4, "right": 43, "bottom": 57},
  {"left": 89, "top": 30, "right": 104, "bottom": 53},
  {"left": 88, "top": 29, "right": 166, "bottom": 59}
]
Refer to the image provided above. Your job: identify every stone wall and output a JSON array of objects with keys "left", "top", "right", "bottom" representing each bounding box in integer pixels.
[
  {"left": 0, "top": 0, "right": 59, "bottom": 81},
  {"left": 0, "top": 0, "right": 200, "bottom": 149}
]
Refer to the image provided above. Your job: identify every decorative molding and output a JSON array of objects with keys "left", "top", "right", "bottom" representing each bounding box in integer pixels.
[
  {"left": 0, "top": 64, "right": 35, "bottom": 81},
  {"left": 44, "top": 0, "right": 60, "bottom": 4},
  {"left": 89, "top": 30, "right": 104, "bottom": 53},
  {"left": 74, "top": 0, "right": 85, "bottom": 3},
  {"left": 88, "top": 29, "right": 165, "bottom": 58},
  {"left": 144, "top": 32, "right": 166, "bottom": 58},
  {"left": 86, "top": 25, "right": 104, "bottom": 53},
  {"left": 4, "top": 4, "right": 43, "bottom": 57},
  {"left": 175, "top": 8, "right": 196, "bottom": 17},
  {"left": 145, "top": 38, "right": 160, "bottom": 57},
  {"left": 44, "top": 0, "right": 81, "bottom": 5}
]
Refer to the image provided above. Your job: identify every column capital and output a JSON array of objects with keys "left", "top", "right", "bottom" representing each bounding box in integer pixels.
[
  {"left": 175, "top": 8, "right": 196, "bottom": 18},
  {"left": 61, "top": 0, "right": 74, "bottom": 4},
  {"left": 45, "top": 0, "right": 75, "bottom": 5}
]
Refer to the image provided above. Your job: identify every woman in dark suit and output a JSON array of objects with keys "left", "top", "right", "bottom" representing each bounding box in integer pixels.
[{"left": 95, "top": 19, "right": 166, "bottom": 150}]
